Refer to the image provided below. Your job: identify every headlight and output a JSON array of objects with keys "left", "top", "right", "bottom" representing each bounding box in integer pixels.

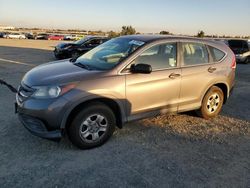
[
  {"left": 32, "top": 84, "right": 76, "bottom": 99},
  {"left": 32, "top": 86, "right": 61, "bottom": 98}
]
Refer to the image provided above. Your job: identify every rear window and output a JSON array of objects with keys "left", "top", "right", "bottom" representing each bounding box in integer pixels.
[
  {"left": 208, "top": 46, "right": 226, "bottom": 62},
  {"left": 228, "top": 40, "right": 248, "bottom": 49}
]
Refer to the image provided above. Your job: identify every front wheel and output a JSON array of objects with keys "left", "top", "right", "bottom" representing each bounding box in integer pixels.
[
  {"left": 197, "top": 86, "right": 224, "bottom": 119},
  {"left": 68, "top": 102, "right": 116, "bottom": 149}
]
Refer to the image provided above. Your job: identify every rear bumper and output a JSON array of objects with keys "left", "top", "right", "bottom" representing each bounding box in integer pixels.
[{"left": 18, "top": 114, "right": 62, "bottom": 141}]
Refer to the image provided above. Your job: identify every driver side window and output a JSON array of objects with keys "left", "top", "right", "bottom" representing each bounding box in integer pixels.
[{"left": 133, "top": 43, "right": 177, "bottom": 70}]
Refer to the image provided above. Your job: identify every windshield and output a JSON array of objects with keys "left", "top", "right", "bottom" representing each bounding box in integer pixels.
[
  {"left": 75, "top": 38, "right": 145, "bottom": 70},
  {"left": 74, "top": 37, "right": 91, "bottom": 45}
]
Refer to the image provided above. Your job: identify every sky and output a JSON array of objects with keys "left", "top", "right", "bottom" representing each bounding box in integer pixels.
[{"left": 0, "top": 0, "right": 250, "bottom": 36}]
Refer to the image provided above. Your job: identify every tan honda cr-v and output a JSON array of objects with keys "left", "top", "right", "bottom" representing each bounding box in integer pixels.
[{"left": 17, "top": 35, "right": 236, "bottom": 149}]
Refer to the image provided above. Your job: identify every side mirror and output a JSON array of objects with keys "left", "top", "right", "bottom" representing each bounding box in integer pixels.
[{"left": 130, "top": 64, "right": 152, "bottom": 74}]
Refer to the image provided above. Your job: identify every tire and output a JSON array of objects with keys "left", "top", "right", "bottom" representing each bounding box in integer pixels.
[
  {"left": 197, "top": 86, "right": 224, "bottom": 119},
  {"left": 54, "top": 54, "right": 62, "bottom": 60},
  {"left": 68, "top": 102, "right": 116, "bottom": 149}
]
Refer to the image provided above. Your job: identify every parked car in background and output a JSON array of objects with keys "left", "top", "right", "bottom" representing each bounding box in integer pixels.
[
  {"left": 75, "top": 35, "right": 85, "bottom": 41},
  {"left": 25, "top": 33, "right": 34, "bottom": 39},
  {"left": 17, "top": 35, "right": 236, "bottom": 149},
  {"left": 0, "top": 32, "right": 4, "bottom": 38},
  {"left": 2, "top": 32, "right": 10, "bottom": 38},
  {"left": 64, "top": 35, "right": 78, "bottom": 41},
  {"left": 35, "top": 33, "right": 49, "bottom": 40},
  {"left": 48, "top": 34, "right": 64, "bottom": 41},
  {"left": 5, "top": 33, "right": 26, "bottom": 39},
  {"left": 226, "top": 39, "right": 250, "bottom": 63},
  {"left": 54, "top": 36, "right": 109, "bottom": 59}
]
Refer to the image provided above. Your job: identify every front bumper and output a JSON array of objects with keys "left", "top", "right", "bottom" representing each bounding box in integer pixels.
[
  {"left": 18, "top": 113, "right": 62, "bottom": 141},
  {"left": 54, "top": 48, "right": 71, "bottom": 59},
  {"left": 16, "top": 89, "right": 69, "bottom": 141}
]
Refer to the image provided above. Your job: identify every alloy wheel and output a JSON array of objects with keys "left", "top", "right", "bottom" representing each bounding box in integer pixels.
[
  {"left": 79, "top": 114, "right": 108, "bottom": 143},
  {"left": 206, "top": 93, "right": 220, "bottom": 113}
]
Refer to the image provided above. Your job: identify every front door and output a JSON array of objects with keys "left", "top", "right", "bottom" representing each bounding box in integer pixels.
[{"left": 124, "top": 42, "right": 181, "bottom": 119}]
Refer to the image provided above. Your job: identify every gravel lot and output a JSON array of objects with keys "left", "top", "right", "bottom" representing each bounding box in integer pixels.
[{"left": 0, "top": 39, "right": 249, "bottom": 188}]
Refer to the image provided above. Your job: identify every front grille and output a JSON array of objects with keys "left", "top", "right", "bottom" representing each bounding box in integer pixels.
[{"left": 17, "top": 83, "right": 35, "bottom": 103}]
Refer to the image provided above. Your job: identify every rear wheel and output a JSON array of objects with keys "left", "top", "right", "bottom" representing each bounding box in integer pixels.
[
  {"left": 197, "top": 86, "right": 224, "bottom": 119},
  {"left": 68, "top": 102, "right": 116, "bottom": 149}
]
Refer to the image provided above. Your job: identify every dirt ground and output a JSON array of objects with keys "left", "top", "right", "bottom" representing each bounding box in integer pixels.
[{"left": 0, "top": 38, "right": 249, "bottom": 188}]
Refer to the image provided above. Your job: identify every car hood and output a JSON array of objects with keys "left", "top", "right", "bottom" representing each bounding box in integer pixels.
[{"left": 22, "top": 59, "right": 104, "bottom": 86}]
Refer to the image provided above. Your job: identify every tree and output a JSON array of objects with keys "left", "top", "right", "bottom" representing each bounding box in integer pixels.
[
  {"left": 107, "top": 31, "right": 120, "bottom": 38},
  {"left": 159, "top": 31, "right": 171, "bottom": 35},
  {"left": 120, "top": 26, "right": 136, "bottom": 36},
  {"left": 197, "top": 30, "right": 205, "bottom": 38}
]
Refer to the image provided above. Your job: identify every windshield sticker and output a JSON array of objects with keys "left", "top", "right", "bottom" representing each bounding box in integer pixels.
[{"left": 129, "top": 40, "right": 145, "bottom": 46}]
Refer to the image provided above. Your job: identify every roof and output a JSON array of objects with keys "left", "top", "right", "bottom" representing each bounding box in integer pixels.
[
  {"left": 118, "top": 34, "right": 229, "bottom": 51},
  {"left": 119, "top": 34, "right": 211, "bottom": 43}
]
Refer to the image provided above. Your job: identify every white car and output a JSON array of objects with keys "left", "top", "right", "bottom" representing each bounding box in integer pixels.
[
  {"left": 6, "top": 33, "right": 26, "bottom": 39},
  {"left": 64, "top": 35, "right": 78, "bottom": 41}
]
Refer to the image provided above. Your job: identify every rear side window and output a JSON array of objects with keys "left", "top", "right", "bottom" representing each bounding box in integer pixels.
[
  {"left": 208, "top": 46, "right": 226, "bottom": 62},
  {"left": 182, "top": 43, "right": 209, "bottom": 66}
]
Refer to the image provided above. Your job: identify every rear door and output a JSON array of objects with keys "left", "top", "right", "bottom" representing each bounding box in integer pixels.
[
  {"left": 178, "top": 41, "right": 221, "bottom": 112},
  {"left": 124, "top": 42, "right": 181, "bottom": 118}
]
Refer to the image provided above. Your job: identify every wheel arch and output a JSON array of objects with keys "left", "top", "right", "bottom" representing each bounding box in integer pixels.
[
  {"left": 203, "top": 82, "right": 229, "bottom": 104},
  {"left": 60, "top": 97, "right": 125, "bottom": 131}
]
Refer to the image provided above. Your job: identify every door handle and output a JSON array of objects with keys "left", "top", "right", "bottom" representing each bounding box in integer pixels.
[
  {"left": 208, "top": 67, "right": 216, "bottom": 73},
  {"left": 169, "top": 73, "right": 181, "bottom": 79}
]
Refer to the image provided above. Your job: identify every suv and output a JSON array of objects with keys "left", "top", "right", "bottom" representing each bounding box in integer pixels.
[
  {"left": 54, "top": 36, "right": 109, "bottom": 59},
  {"left": 16, "top": 35, "right": 236, "bottom": 149},
  {"left": 226, "top": 39, "right": 250, "bottom": 63}
]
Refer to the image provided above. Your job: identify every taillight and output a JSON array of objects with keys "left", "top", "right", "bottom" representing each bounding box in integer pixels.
[{"left": 231, "top": 55, "right": 236, "bottom": 69}]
